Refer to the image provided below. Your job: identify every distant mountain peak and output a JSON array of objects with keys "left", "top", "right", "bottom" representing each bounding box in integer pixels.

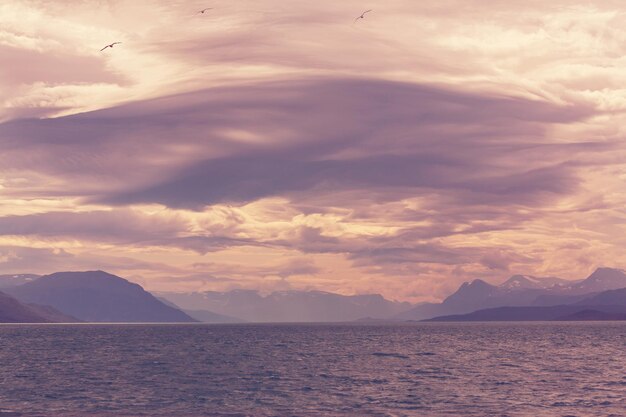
[
  {"left": 507, "top": 274, "right": 534, "bottom": 281},
  {"left": 442, "top": 279, "right": 497, "bottom": 306},
  {"left": 588, "top": 267, "right": 626, "bottom": 278},
  {"left": 457, "top": 279, "right": 494, "bottom": 291},
  {"left": 44, "top": 270, "right": 119, "bottom": 280},
  {"left": 470, "top": 278, "right": 491, "bottom": 286},
  {"left": 455, "top": 279, "right": 492, "bottom": 291},
  {"left": 594, "top": 266, "right": 625, "bottom": 272},
  {"left": 573, "top": 267, "right": 626, "bottom": 292}
]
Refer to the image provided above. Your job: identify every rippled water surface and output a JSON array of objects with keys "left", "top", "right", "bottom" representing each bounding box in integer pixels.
[{"left": 0, "top": 323, "right": 625, "bottom": 416}]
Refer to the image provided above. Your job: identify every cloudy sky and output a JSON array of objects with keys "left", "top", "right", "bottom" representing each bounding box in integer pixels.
[{"left": 1, "top": 0, "right": 625, "bottom": 301}]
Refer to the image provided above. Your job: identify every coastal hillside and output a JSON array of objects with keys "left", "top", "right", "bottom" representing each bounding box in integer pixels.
[{"left": 7, "top": 271, "right": 196, "bottom": 323}]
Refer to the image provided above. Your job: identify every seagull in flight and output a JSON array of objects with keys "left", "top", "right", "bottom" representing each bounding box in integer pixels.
[
  {"left": 100, "top": 42, "right": 121, "bottom": 51},
  {"left": 354, "top": 9, "right": 372, "bottom": 23},
  {"left": 198, "top": 7, "right": 213, "bottom": 14}
]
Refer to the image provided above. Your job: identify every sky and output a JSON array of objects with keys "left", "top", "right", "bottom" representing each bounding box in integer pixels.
[{"left": 0, "top": 0, "right": 625, "bottom": 301}]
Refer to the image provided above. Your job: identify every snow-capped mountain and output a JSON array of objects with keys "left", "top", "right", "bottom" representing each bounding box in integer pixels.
[
  {"left": 498, "top": 275, "right": 573, "bottom": 291},
  {"left": 569, "top": 267, "right": 626, "bottom": 293},
  {"left": 397, "top": 267, "right": 626, "bottom": 321}
]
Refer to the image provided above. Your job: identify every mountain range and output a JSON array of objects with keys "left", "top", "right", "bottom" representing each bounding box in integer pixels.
[
  {"left": 416, "top": 268, "right": 626, "bottom": 322},
  {"left": 157, "top": 290, "right": 412, "bottom": 323},
  {"left": 0, "top": 270, "right": 413, "bottom": 323},
  {"left": 0, "top": 267, "right": 624, "bottom": 323}
]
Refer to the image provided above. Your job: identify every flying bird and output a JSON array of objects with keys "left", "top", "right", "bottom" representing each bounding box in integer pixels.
[
  {"left": 198, "top": 7, "right": 213, "bottom": 14},
  {"left": 100, "top": 42, "right": 121, "bottom": 51},
  {"left": 354, "top": 9, "right": 372, "bottom": 23}
]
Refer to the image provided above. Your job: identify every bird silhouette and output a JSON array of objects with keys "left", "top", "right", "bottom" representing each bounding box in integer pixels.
[
  {"left": 198, "top": 7, "right": 213, "bottom": 14},
  {"left": 354, "top": 9, "right": 373, "bottom": 23},
  {"left": 100, "top": 42, "right": 121, "bottom": 51}
]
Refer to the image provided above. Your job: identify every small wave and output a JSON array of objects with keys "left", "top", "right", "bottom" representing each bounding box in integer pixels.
[{"left": 372, "top": 352, "right": 410, "bottom": 359}]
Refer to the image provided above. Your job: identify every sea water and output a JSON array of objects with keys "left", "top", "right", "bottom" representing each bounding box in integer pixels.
[{"left": 0, "top": 322, "right": 624, "bottom": 416}]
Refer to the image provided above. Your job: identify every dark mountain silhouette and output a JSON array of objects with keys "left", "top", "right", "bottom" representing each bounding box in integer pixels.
[
  {"left": 426, "top": 283, "right": 626, "bottom": 322},
  {"left": 0, "top": 291, "right": 77, "bottom": 323},
  {"left": 531, "top": 292, "right": 595, "bottom": 306},
  {"left": 7, "top": 271, "right": 196, "bottom": 323},
  {"left": 574, "top": 287, "right": 626, "bottom": 306},
  {"left": 397, "top": 267, "right": 626, "bottom": 321},
  {"left": 0, "top": 274, "right": 40, "bottom": 289},
  {"left": 559, "top": 309, "right": 626, "bottom": 321},
  {"left": 158, "top": 290, "right": 412, "bottom": 323},
  {"left": 425, "top": 304, "right": 626, "bottom": 322}
]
